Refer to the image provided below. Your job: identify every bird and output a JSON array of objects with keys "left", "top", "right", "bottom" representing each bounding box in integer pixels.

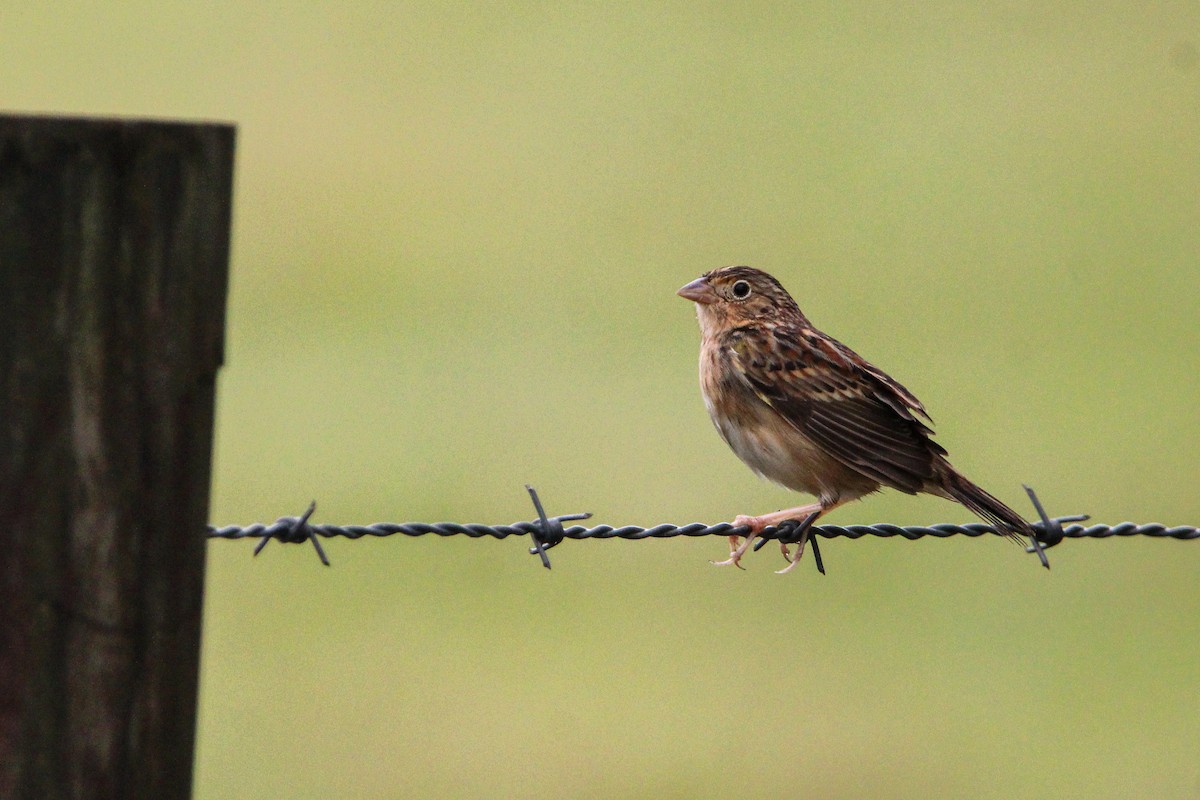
[{"left": 677, "top": 265, "right": 1041, "bottom": 573}]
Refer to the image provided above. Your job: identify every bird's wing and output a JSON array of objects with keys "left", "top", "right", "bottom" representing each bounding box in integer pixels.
[{"left": 726, "top": 325, "right": 945, "bottom": 493}]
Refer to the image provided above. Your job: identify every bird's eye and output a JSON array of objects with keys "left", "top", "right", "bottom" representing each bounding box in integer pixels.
[{"left": 731, "top": 280, "right": 752, "bottom": 299}]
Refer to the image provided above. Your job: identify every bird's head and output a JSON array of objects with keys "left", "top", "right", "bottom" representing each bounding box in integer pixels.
[{"left": 677, "top": 266, "right": 804, "bottom": 333}]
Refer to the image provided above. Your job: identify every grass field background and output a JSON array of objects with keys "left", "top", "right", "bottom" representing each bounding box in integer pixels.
[{"left": 4, "top": 4, "right": 1199, "bottom": 797}]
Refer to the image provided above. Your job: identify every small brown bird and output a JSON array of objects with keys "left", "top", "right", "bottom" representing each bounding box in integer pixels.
[{"left": 678, "top": 265, "right": 1038, "bottom": 573}]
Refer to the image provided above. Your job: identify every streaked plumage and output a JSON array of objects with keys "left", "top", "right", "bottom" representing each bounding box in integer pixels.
[{"left": 678, "top": 265, "right": 1037, "bottom": 572}]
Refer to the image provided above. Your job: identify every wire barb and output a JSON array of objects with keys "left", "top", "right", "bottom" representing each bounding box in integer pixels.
[
  {"left": 252, "top": 500, "right": 328, "bottom": 566},
  {"left": 751, "top": 511, "right": 826, "bottom": 575},
  {"left": 523, "top": 485, "right": 592, "bottom": 569},
  {"left": 1024, "top": 485, "right": 1057, "bottom": 568}
]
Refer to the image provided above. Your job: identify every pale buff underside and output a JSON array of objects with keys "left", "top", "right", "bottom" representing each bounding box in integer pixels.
[{"left": 700, "top": 335, "right": 880, "bottom": 505}]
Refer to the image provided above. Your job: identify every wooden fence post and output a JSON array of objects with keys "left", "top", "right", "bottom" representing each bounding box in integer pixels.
[{"left": 0, "top": 114, "right": 235, "bottom": 800}]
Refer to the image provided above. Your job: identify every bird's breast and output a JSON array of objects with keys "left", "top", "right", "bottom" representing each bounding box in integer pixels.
[{"left": 698, "top": 336, "right": 876, "bottom": 501}]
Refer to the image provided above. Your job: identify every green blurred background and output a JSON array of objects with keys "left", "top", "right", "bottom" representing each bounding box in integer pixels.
[{"left": 5, "top": 3, "right": 1199, "bottom": 797}]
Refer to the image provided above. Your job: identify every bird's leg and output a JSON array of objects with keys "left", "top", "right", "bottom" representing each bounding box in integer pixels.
[
  {"left": 710, "top": 502, "right": 822, "bottom": 569},
  {"left": 734, "top": 502, "right": 823, "bottom": 533}
]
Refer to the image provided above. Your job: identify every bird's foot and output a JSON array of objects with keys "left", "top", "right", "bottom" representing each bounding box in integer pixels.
[
  {"left": 710, "top": 533, "right": 755, "bottom": 569},
  {"left": 773, "top": 509, "right": 822, "bottom": 575},
  {"left": 774, "top": 543, "right": 807, "bottom": 575}
]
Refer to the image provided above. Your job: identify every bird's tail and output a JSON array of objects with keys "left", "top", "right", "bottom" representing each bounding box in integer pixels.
[{"left": 939, "top": 467, "right": 1035, "bottom": 546}]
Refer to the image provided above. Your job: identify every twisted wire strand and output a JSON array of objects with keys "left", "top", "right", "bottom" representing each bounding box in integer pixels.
[
  {"left": 207, "top": 519, "right": 1200, "bottom": 543},
  {"left": 206, "top": 486, "right": 1196, "bottom": 568}
]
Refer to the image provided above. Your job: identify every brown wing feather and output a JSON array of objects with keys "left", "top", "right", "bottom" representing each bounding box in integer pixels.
[{"left": 728, "top": 324, "right": 944, "bottom": 494}]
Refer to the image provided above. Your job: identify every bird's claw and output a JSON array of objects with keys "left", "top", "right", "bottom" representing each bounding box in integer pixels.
[
  {"left": 774, "top": 539, "right": 806, "bottom": 574},
  {"left": 711, "top": 532, "right": 753, "bottom": 569}
]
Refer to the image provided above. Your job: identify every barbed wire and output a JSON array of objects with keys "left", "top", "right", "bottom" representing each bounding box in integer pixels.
[{"left": 207, "top": 485, "right": 1198, "bottom": 573}]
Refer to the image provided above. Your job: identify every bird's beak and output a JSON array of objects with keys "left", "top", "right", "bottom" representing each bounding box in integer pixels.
[{"left": 677, "top": 276, "right": 718, "bottom": 305}]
